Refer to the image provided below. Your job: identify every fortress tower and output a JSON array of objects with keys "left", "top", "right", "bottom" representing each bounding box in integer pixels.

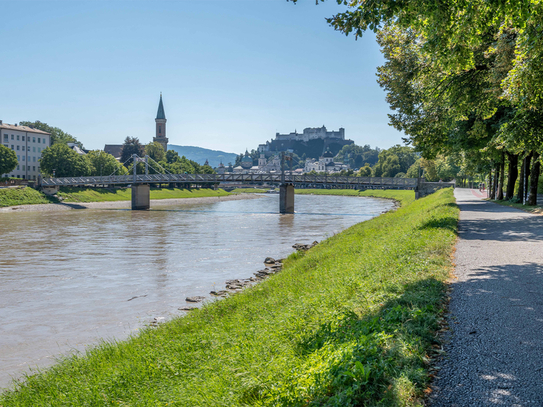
[{"left": 153, "top": 93, "right": 168, "bottom": 151}]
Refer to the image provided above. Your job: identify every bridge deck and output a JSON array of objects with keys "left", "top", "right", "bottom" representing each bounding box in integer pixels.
[{"left": 39, "top": 173, "right": 419, "bottom": 188}]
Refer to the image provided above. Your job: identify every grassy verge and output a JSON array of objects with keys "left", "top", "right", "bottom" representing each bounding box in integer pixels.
[
  {"left": 0, "top": 187, "right": 56, "bottom": 207},
  {"left": 487, "top": 198, "right": 543, "bottom": 214},
  {"left": 57, "top": 187, "right": 230, "bottom": 203},
  {"left": 1, "top": 189, "right": 458, "bottom": 406},
  {"left": 296, "top": 188, "right": 414, "bottom": 206},
  {"left": 230, "top": 187, "right": 270, "bottom": 194}
]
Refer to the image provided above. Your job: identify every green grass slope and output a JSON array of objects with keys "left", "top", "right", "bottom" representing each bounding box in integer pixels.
[
  {"left": 57, "top": 187, "right": 230, "bottom": 203},
  {"left": 0, "top": 187, "right": 55, "bottom": 207},
  {"left": 1, "top": 189, "right": 458, "bottom": 406}
]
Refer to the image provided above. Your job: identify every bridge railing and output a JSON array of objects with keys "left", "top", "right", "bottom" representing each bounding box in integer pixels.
[{"left": 39, "top": 173, "right": 420, "bottom": 188}]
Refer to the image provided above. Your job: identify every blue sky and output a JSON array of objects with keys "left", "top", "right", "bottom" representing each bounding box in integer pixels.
[{"left": 1, "top": 0, "right": 404, "bottom": 153}]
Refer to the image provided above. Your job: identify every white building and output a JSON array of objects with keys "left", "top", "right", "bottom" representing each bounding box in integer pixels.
[
  {"left": 304, "top": 149, "right": 349, "bottom": 174},
  {"left": 0, "top": 121, "right": 51, "bottom": 180}
]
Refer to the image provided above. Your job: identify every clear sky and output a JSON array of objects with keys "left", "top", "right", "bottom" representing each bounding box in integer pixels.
[{"left": 1, "top": 0, "right": 404, "bottom": 154}]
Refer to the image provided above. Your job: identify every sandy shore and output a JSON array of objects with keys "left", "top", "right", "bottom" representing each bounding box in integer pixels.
[{"left": 0, "top": 194, "right": 261, "bottom": 213}]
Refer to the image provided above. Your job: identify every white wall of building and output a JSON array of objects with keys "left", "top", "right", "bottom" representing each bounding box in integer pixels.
[{"left": 1, "top": 124, "right": 51, "bottom": 180}]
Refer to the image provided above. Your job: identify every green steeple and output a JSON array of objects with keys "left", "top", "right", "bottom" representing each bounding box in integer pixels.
[{"left": 156, "top": 93, "right": 166, "bottom": 120}]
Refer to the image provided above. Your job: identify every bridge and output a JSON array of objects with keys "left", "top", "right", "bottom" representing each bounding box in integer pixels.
[{"left": 37, "top": 155, "right": 453, "bottom": 212}]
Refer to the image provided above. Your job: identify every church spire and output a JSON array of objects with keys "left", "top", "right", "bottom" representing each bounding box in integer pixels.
[
  {"left": 156, "top": 92, "right": 166, "bottom": 120},
  {"left": 153, "top": 93, "right": 168, "bottom": 151}
]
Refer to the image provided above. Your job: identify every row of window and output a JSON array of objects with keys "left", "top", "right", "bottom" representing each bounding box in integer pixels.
[
  {"left": 2, "top": 133, "right": 47, "bottom": 144},
  {"left": 14, "top": 165, "right": 39, "bottom": 172},
  {"left": 8, "top": 145, "right": 43, "bottom": 152},
  {"left": 16, "top": 155, "right": 39, "bottom": 162}
]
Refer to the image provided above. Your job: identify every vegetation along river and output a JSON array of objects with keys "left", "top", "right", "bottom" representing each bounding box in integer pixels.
[{"left": 0, "top": 193, "right": 394, "bottom": 388}]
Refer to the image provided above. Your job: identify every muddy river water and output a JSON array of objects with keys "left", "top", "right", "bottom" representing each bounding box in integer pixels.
[{"left": 0, "top": 193, "right": 393, "bottom": 388}]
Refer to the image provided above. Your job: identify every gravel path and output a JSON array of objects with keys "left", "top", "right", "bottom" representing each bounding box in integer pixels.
[
  {"left": 0, "top": 194, "right": 259, "bottom": 213},
  {"left": 429, "top": 188, "right": 543, "bottom": 406}
]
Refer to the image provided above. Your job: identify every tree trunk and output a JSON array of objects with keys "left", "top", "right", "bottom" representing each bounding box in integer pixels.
[
  {"left": 524, "top": 152, "right": 532, "bottom": 203},
  {"left": 528, "top": 151, "right": 540, "bottom": 206},
  {"left": 517, "top": 152, "right": 525, "bottom": 202},
  {"left": 497, "top": 152, "right": 505, "bottom": 200},
  {"left": 505, "top": 152, "right": 519, "bottom": 200},
  {"left": 492, "top": 166, "right": 499, "bottom": 199}
]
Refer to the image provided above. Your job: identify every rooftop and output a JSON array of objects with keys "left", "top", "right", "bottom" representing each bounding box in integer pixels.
[{"left": 0, "top": 122, "right": 51, "bottom": 135}]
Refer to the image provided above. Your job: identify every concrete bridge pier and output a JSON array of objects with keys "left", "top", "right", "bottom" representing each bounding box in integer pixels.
[
  {"left": 279, "top": 183, "right": 295, "bottom": 214},
  {"left": 132, "top": 184, "right": 150, "bottom": 210}
]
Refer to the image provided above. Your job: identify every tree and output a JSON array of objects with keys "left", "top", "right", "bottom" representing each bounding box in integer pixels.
[
  {"left": 86, "top": 150, "right": 128, "bottom": 176},
  {"left": 145, "top": 142, "right": 166, "bottom": 163},
  {"left": 0, "top": 145, "right": 18, "bottom": 176},
  {"left": 19, "top": 120, "right": 83, "bottom": 148},
  {"left": 120, "top": 137, "right": 144, "bottom": 165},
  {"left": 39, "top": 144, "right": 92, "bottom": 177}
]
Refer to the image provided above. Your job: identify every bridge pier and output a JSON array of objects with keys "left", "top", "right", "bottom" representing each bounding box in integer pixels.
[
  {"left": 279, "top": 183, "right": 295, "bottom": 214},
  {"left": 132, "top": 184, "right": 150, "bottom": 210}
]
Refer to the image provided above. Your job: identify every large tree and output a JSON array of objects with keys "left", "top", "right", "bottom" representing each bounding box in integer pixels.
[
  {"left": 39, "top": 144, "right": 92, "bottom": 177},
  {"left": 86, "top": 150, "right": 128, "bottom": 176},
  {"left": 120, "top": 137, "right": 145, "bottom": 166},
  {"left": 0, "top": 145, "right": 18, "bottom": 176}
]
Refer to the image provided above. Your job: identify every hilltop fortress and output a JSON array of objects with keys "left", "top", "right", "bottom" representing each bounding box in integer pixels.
[
  {"left": 274, "top": 126, "right": 345, "bottom": 143},
  {"left": 258, "top": 126, "right": 353, "bottom": 159}
]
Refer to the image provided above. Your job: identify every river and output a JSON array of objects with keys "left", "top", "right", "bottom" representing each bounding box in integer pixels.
[{"left": 0, "top": 193, "right": 394, "bottom": 389}]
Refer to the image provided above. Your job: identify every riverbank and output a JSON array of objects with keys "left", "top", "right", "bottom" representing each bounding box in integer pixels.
[
  {"left": 1, "top": 189, "right": 458, "bottom": 406},
  {"left": 0, "top": 193, "right": 257, "bottom": 213},
  {"left": 0, "top": 186, "right": 56, "bottom": 207},
  {"left": 0, "top": 187, "right": 237, "bottom": 213}
]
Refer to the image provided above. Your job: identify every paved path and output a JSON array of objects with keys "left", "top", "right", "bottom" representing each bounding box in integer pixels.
[{"left": 429, "top": 188, "right": 543, "bottom": 406}]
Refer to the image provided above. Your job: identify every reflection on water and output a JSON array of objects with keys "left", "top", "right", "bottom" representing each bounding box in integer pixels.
[{"left": 0, "top": 194, "right": 393, "bottom": 388}]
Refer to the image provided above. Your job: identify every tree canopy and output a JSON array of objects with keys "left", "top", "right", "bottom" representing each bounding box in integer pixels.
[
  {"left": 39, "top": 144, "right": 92, "bottom": 177},
  {"left": 0, "top": 145, "right": 18, "bottom": 176},
  {"left": 19, "top": 121, "right": 83, "bottom": 148}
]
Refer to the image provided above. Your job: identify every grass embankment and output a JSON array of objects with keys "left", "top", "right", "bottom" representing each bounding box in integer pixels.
[
  {"left": 1, "top": 189, "right": 458, "bottom": 406},
  {"left": 296, "top": 188, "right": 413, "bottom": 205},
  {"left": 57, "top": 187, "right": 230, "bottom": 203},
  {"left": 0, "top": 187, "right": 56, "bottom": 207},
  {"left": 230, "top": 187, "right": 270, "bottom": 194}
]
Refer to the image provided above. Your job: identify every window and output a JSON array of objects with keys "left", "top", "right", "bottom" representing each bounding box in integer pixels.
[
  {"left": 38, "top": 147, "right": 41, "bottom": 153},
  {"left": 22, "top": 165, "right": 25, "bottom": 171},
  {"left": 33, "top": 166, "right": 36, "bottom": 171},
  {"left": 22, "top": 156, "right": 25, "bottom": 161},
  {"left": 22, "top": 136, "right": 25, "bottom": 141},
  {"left": 43, "top": 139, "right": 46, "bottom": 144},
  {"left": 22, "top": 175, "right": 25, "bottom": 179},
  {"left": 33, "top": 156, "right": 36, "bottom": 162},
  {"left": 16, "top": 135, "right": 19, "bottom": 140},
  {"left": 33, "top": 137, "right": 35, "bottom": 143},
  {"left": 3, "top": 134, "right": 7, "bottom": 140},
  {"left": 33, "top": 147, "right": 36, "bottom": 152},
  {"left": 16, "top": 165, "right": 19, "bottom": 170},
  {"left": 17, "top": 155, "right": 20, "bottom": 160},
  {"left": 16, "top": 146, "right": 19, "bottom": 151},
  {"left": 22, "top": 146, "right": 25, "bottom": 151},
  {"left": 38, "top": 138, "right": 41, "bottom": 143},
  {"left": 11, "top": 145, "right": 14, "bottom": 150}
]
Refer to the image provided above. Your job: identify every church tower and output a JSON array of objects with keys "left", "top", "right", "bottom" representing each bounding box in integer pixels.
[{"left": 153, "top": 93, "right": 168, "bottom": 152}]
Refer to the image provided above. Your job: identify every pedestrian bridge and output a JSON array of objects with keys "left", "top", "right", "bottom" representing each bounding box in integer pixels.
[{"left": 38, "top": 172, "right": 454, "bottom": 212}]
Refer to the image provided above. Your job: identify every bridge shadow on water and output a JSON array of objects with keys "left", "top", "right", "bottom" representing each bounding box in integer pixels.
[{"left": 430, "top": 262, "right": 543, "bottom": 406}]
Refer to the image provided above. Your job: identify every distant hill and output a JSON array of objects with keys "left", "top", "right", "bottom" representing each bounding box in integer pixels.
[{"left": 167, "top": 145, "right": 238, "bottom": 168}]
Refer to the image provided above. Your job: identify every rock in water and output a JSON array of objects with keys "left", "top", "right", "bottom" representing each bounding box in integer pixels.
[
  {"left": 186, "top": 296, "right": 206, "bottom": 303},
  {"left": 264, "top": 257, "right": 276, "bottom": 265}
]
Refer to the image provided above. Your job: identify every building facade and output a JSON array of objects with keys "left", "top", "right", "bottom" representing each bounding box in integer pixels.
[
  {"left": 0, "top": 121, "right": 51, "bottom": 180},
  {"left": 153, "top": 93, "right": 168, "bottom": 151}
]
